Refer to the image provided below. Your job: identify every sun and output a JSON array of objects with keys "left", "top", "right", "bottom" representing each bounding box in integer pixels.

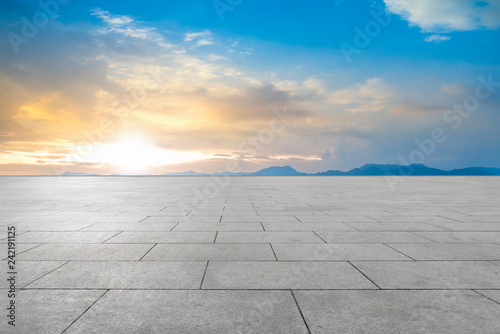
[{"left": 85, "top": 136, "right": 207, "bottom": 173}]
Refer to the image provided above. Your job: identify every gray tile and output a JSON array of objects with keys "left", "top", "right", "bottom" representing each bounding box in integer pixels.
[
  {"left": 143, "top": 244, "right": 276, "bottom": 261},
  {"left": 105, "top": 231, "right": 216, "bottom": 243},
  {"left": 388, "top": 243, "right": 500, "bottom": 260},
  {"left": 316, "top": 231, "right": 433, "bottom": 243},
  {"left": 221, "top": 216, "right": 300, "bottom": 223},
  {"left": 353, "top": 261, "right": 500, "bottom": 289},
  {"left": 0, "top": 261, "right": 66, "bottom": 288},
  {"left": 65, "top": 290, "right": 308, "bottom": 334},
  {"left": 17, "top": 244, "right": 153, "bottom": 260},
  {"left": 140, "top": 216, "right": 185, "bottom": 223},
  {"left": 63, "top": 216, "right": 148, "bottom": 223},
  {"left": 429, "top": 222, "right": 500, "bottom": 231},
  {"left": 475, "top": 290, "right": 500, "bottom": 304},
  {"left": 9, "top": 222, "right": 95, "bottom": 232},
  {"left": 216, "top": 232, "right": 323, "bottom": 243},
  {"left": 0, "top": 243, "right": 40, "bottom": 255},
  {"left": 296, "top": 216, "right": 377, "bottom": 223},
  {"left": 82, "top": 222, "right": 178, "bottom": 231},
  {"left": 173, "top": 223, "right": 263, "bottom": 232},
  {"left": 28, "top": 261, "right": 206, "bottom": 289},
  {"left": 347, "top": 222, "right": 446, "bottom": 231},
  {"left": 15, "top": 231, "right": 119, "bottom": 243},
  {"left": 0, "top": 290, "right": 105, "bottom": 334},
  {"left": 294, "top": 290, "right": 500, "bottom": 334},
  {"left": 202, "top": 261, "right": 377, "bottom": 289},
  {"left": 263, "top": 222, "right": 355, "bottom": 231},
  {"left": 414, "top": 231, "right": 500, "bottom": 242},
  {"left": 272, "top": 243, "right": 412, "bottom": 261}
]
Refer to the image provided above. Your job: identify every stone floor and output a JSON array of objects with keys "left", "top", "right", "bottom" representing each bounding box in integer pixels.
[{"left": 1, "top": 176, "right": 500, "bottom": 333}]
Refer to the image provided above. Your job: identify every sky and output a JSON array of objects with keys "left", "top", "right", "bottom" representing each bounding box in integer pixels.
[{"left": 0, "top": 0, "right": 499, "bottom": 175}]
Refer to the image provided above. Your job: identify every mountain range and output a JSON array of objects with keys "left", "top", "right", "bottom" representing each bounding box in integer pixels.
[{"left": 60, "top": 164, "right": 500, "bottom": 176}]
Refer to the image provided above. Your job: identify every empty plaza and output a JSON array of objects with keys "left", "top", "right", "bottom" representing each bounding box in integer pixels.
[{"left": 1, "top": 176, "right": 500, "bottom": 333}]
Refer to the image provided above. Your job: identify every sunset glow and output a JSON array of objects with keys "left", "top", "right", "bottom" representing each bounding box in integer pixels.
[{"left": 1, "top": 0, "right": 499, "bottom": 175}]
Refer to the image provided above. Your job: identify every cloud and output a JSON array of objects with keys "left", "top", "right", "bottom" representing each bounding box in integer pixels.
[
  {"left": 184, "top": 30, "right": 211, "bottom": 41},
  {"left": 91, "top": 8, "right": 134, "bottom": 26},
  {"left": 320, "top": 149, "right": 334, "bottom": 161},
  {"left": 441, "top": 83, "right": 470, "bottom": 95},
  {"left": 385, "top": 0, "right": 500, "bottom": 32},
  {"left": 424, "top": 34, "right": 451, "bottom": 43},
  {"left": 326, "top": 78, "right": 394, "bottom": 113}
]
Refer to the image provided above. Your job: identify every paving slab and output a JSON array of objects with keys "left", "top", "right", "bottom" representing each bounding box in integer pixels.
[
  {"left": 14, "top": 231, "right": 119, "bottom": 243},
  {"left": 428, "top": 222, "right": 500, "bottom": 231},
  {"left": 353, "top": 261, "right": 500, "bottom": 289},
  {"left": 413, "top": 231, "right": 500, "bottom": 243},
  {"left": 6, "top": 222, "right": 95, "bottom": 232},
  {"left": 388, "top": 243, "right": 500, "bottom": 260},
  {"left": 0, "top": 260, "right": 66, "bottom": 288},
  {"left": 172, "top": 223, "right": 264, "bottom": 231},
  {"left": 347, "top": 222, "right": 447, "bottom": 231},
  {"left": 315, "top": 231, "right": 432, "bottom": 243},
  {"left": 202, "top": 261, "right": 377, "bottom": 289},
  {"left": 294, "top": 290, "right": 500, "bottom": 334},
  {"left": 0, "top": 289, "right": 105, "bottom": 333},
  {"left": 1, "top": 176, "right": 500, "bottom": 333},
  {"left": 81, "top": 222, "right": 178, "bottom": 231},
  {"left": 263, "top": 222, "right": 355, "bottom": 231},
  {"left": 27, "top": 261, "right": 207, "bottom": 289},
  {"left": 65, "top": 290, "right": 308, "bottom": 334},
  {"left": 474, "top": 290, "right": 500, "bottom": 304},
  {"left": 142, "top": 244, "right": 276, "bottom": 261},
  {"left": 272, "top": 243, "right": 412, "bottom": 261},
  {"left": 215, "top": 231, "right": 323, "bottom": 243},
  {"left": 105, "top": 231, "right": 216, "bottom": 243},
  {"left": 17, "top": 244, "right": 153, "bottom": 261}
]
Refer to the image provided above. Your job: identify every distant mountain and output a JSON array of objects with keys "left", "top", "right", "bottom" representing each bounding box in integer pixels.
[
  {"left": 60, "top": 172, "right": 96, "bottom": 176},
  {"left": 163, "top": 165, "right": 305, "bottom": 176},
  {"left": 59, "top": 164, "right": 500, "bottom": 176},
  {"left": 314, "top": 164, "right": 500, "bottom": 176},
  {"left": 249, "top": 165, "right": 306, "bottom": 176}
]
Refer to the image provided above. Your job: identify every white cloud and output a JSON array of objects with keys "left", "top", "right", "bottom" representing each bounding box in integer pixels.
[
  {"left": 184, "top": 30, "right": 211, "bottom": 42},
  {"left": 91, "top": 8, "right": 134, "bottom": 26},
  {"left": 424, "top": 34, "right": 451, "bottom": 43},
  {"left": 384, "top": 0, "right": 500, "bottom": 32},
  {"left": 206, "top": 54, "right": 228, "bottom": 62},
  {"left": 195, "top": 39, "right": 214, "bottom": 47},
  {"left": 327, "top": 78, "right": 394, "bottom": 113},
  {"left": 303, "top": 77, "right": 326, "bottom": 95}
]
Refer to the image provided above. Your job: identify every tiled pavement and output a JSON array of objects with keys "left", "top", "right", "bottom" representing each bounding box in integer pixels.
[{"left": 1, "top": 176, "right": 500, "bottom": 333}]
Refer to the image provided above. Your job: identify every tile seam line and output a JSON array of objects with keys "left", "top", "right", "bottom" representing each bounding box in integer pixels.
[
  {"left": 472, "top": 289, "right": 500, "bottom": 306},
  {"left": 101, "top": 231, "right": 123, "bottom": 244},
  {"left": 61, "top": 289, "right": 109, "bottom": 334},
  {"left": 382, "top": 243, "right": 416, "bottom": 261},
  {"left": 22, "top": 260, "right": 70, "bottom": 288},
  {"left": 139, "top": 243, "right": 157, "bottom": 261},
  {"left": 348, "top": 261, "right": 382, "bottom": 290},
  {"left": 199, "top": 261, "right": 210, "bottom": 289},
  {"left": 290, "top": 290, "right": 312, "bottom": 334}
]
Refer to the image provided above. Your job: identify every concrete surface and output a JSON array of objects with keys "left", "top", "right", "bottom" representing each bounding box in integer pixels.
[{"left": 1, "top": 176, "right": 499, "bottom": 333}]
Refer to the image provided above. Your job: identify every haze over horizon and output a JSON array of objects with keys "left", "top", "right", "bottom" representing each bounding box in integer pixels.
[{"left": 1, "top": 0, "right": 500, "bottom": 175}]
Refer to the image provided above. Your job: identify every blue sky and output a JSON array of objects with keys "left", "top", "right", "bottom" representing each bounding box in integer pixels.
[{"left": 1, "top": 0, "right": 500, "bottom": 174}]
